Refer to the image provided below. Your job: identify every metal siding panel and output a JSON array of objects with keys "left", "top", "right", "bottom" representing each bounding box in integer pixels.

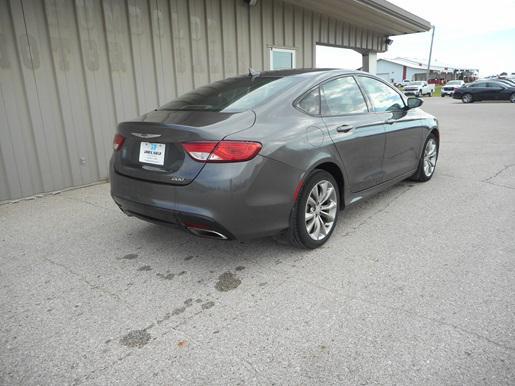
[
  {"left": 343, "top": 21, "right": 350, "bottom": 47},
  {"left": 319, "top": 14, "right": 328, "bottom": 44},
  {"left": 335, "top": 19, "right": 342, "bottom": 46},
  {"left": 272, "top": 0, "right": 283, "bottom": 46},
  {"left": 328, "top": 17, "right": 336, "bottom": 45},
  {"left": 189, "top": 0, "right": 209, "bottom": 86},
  {"left": 170, "top": 0, "right": 194, "bottom": 94},
  {"left": 0, "top": 0, "right": 43, "bottom": 199},
  {"left": 220, "top": 0, "right": 237, "bottom": 76},
  {"left": 45, "top": 0, "right": 99, "bottom": 185},
  {"left": 15, "top": 0, "right": 73, "bottom": 192},
  {"left": 75, "top": 0, "right": 117, "bottom": 178},
  {"left": 261, "top": 0, "right": 272, "bottom": 70},
  {"left": 248, "top": 0, "right": 263, "bottom": 69},
  {"left": 283, "top": 1, "right": 293, "bottom": 47},
  {"left": 127, "top": 0, "right": 159, "bottom": 112},
  {"left": 303, "top": 9, "right": 312, "bottom": 67},
  {"left": 235, "top": 0, "right": 249, "bottom": 75},
  {"left": 349, "top": 24, "right": 355, "bottom": 48},
  {"left": 205, "top": 0, "right": 224, "bottom": 80},
  {"left": 103, "top": 0, "right": 139, "bottom": 122},
  {"left": 150, "top": 0, "right": 177, "bottom": 104},
  {"left": 312, "top": 12, "right": 320, "bottom": 45},
  {"left": 293, "top": 5, "right": 303, "bottom": 67}
]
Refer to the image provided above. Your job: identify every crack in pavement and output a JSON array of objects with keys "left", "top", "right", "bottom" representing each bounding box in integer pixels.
[
  {"left": 39, "top": 255, "right": 138, "bottom": 313},
  {"left": 438, "top": 172, "right": 515, "bottom": 190},
  {"left": 248, "top": 257, "right": 515, "bottom": 354},
  {"left": 295, "top": 275, "right": 515, "bottom": 353},
  {"left": 341, "top": 185, "right": 413, "bottom": 238},
  {"left": 482, "top": 163, "right": 515, "bottom": 183}
]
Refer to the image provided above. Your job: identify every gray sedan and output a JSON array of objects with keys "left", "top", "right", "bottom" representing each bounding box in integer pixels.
[{"left": 110, "top": 69, "right": 439, "bottom": 249}]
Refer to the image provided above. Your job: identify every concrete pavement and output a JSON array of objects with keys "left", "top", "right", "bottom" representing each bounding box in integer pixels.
[{"left": 1, "top": 97, "right": 514, "bottom": 385}]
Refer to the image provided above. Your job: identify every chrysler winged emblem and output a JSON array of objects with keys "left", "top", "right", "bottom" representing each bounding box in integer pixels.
[{"left": 131, "top": 132, "right": 162, "bottom": 139}]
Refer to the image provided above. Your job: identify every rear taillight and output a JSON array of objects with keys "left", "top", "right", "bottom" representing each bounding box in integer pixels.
[
  {"left": 113, "top": 133, "right": 125, "bottom": 151},
  {"left": 182, "top": 141, "right": 262, "bottom": 163}
]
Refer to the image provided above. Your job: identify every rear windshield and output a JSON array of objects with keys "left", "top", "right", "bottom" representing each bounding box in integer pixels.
[
  {"left": 409, "top": 81, "right": 424, "bottom": 85},
  {"left": 447, "top": 81, "right": 462, "bottom": 85},
  {"left": 159, "top": 76, "right": 298, "bottom": 113}
]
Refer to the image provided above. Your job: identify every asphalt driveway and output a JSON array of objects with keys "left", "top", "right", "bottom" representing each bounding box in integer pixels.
[{"left": 1, "top": 97, "right": 514, "bottom": 385}]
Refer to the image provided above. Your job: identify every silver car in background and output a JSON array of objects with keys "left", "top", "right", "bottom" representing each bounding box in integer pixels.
[{"left": 110, "top": 69, "right": 439, "bottom": 249}]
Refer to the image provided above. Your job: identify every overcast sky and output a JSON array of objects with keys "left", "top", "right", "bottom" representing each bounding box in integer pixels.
[{"left": 317, "top": 0, "right": 515, "bottom": 76}]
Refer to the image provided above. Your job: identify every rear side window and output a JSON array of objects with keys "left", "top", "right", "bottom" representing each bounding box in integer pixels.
[
  {"left": 297, "top": 87, "right": 320, "bottom": 115},
  {"left": 357, "top": 76, "right": 405, "bottom": 112},
  {"left": 320, "top": 77, "right": 368, "bottom": 116},
  {"left": 470, "top": 82, "right": 486, "bottom": 88}
]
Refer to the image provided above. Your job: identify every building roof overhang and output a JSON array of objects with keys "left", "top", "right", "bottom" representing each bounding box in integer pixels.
[{"left": 286, "top": 0, "right": 431, "bottom": 36}]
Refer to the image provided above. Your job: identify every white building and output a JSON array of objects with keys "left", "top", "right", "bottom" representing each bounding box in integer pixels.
[{"left": 377, "top": 57, "right": 479, "bottom": 83}]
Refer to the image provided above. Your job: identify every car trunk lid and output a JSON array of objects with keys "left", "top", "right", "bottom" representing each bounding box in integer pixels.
[{"left": 113, "top": 109, "right": 255, "bottom": 185}]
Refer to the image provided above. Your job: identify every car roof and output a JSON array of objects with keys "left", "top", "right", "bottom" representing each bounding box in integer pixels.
[{"left": 246, "top": 68, "right": 360, "bottom": 79}]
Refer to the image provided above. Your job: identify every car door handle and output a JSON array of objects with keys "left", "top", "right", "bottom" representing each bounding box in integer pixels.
[
  {"left": 336, "top": 124, "right": 354, "bottom": 133},
  {"left": 385, "top": 118, "right": 396, "bottom": 124}
]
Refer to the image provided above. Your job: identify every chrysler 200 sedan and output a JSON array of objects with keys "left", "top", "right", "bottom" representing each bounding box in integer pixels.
[{"left": 110, "top": 69, "right": 439, "bottom": 249}]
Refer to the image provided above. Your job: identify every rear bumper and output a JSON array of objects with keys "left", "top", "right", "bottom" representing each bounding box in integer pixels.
[
  {"left": 110, "top": 155, "right": 302, "bottom": 240},
  {"left": 441, "top": 89, "right": 454, "bottom": 95}
]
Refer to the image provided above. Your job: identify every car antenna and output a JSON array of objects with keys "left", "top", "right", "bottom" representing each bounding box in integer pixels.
[{"left": 248, "top": 67, "right": 260, "bottom": 79}]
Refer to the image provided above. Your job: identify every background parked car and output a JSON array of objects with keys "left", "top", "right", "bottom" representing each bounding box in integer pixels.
[
  {"left": 441, "top": 80, "right": 465, "bottom": 97},
  {"left": 453, "top": 80, "right": 515, "bottom": 103},
  {"left": 403, "top": 81, "right": 435, "bottom": 97},
  {"left": 394, "top": 79, "right": 411, "bottom": 88}
]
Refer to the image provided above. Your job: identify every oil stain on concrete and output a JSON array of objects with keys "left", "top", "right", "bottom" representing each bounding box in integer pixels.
[
  {"left": 119, "top": 329, "right": 151, "bottom": 348},
  {"left": 201, "top": 301, "right": 215, "bottom": 310},
  {"left": 137, "top": 265, "right": 152, "bottom": 271},
  {"left": 156, "top": 272, "right": 174, "bottom": 280},
  {"left": 215, "top": 272, "right": 241, "bottom": 292},
  {"left": 171, "top": 306, "right": 186, "bottom": 316},
  {"left": 118, "top": 253, "right": 138, "bottom": 260}
]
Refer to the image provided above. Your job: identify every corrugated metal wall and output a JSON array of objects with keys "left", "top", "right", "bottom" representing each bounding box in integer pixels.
[{"left": 0, "top": 0, "right": 386, "bottom": 201}]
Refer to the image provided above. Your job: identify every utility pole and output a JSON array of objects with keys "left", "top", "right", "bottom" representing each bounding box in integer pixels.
[{"left": 426, "top": 25, "right": 435, "bottom": 81}]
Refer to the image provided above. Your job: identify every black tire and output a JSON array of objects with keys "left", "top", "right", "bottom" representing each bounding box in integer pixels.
[
  {"left": 441, "top": 94, "right": 445, "bottom": 97},
  {"left": 411, "top": 133, "right": 438, "bottom": 182},
  {"left": 510, "top": 93, "right": 515, "bottom": 103},
  {"left": 288, "top": 170, "right": 340, "bottom": 249},
  {"left": 462, "top": 93, "right": 473, "bottom": 103}
]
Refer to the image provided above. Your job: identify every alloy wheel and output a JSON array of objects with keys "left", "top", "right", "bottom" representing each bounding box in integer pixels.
[
  {"left": 462, "top": 94, "right": 472, "bottom": 103},
  {"left": 510, "top": 93, "right": 515, "bottom": 103},
  {"left": 305, "top": 180, "right": 337, "bottom": 241},
  {"left": 423, "top": 138, "right": 438, "bottom": 177}
]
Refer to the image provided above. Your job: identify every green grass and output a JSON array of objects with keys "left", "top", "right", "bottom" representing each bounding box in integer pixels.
[{"left": 433, "top": 85, "right": 442, "bottom": 97}]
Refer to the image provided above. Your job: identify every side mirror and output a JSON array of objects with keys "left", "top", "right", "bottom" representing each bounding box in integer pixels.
[{"left": 407, "top": 97, "right": 423, "bottom": 109}]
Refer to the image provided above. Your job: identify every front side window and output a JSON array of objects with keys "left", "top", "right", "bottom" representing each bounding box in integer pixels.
[
  {"left": 470, "top": 82, "right": 487, "bottom": 88},
  {"left": 486, "top": 82, "right": 504, "bottom": 88},
  {"left": 357, "top": 76, "right": 405, "bottom": 112},
  {"left": 320, "top": 77, "right": 368, "bottom": 116}
]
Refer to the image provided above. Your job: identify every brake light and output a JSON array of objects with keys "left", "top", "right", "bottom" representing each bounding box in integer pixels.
[
  {"left": 182, "top": 141, "right": 262, "bottom": 162},
  {"left": 113, "top": 134, "right": 125, "bottom": 151}
]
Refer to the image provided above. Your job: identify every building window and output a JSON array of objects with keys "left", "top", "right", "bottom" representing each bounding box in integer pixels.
[{"left": 270, "top": 48, "right": 296, "bottom": 70}]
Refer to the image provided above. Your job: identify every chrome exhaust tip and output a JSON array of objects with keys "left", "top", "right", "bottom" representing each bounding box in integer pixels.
[{"left": 187, "top": 227, "right": 228, "bottom": 240}]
